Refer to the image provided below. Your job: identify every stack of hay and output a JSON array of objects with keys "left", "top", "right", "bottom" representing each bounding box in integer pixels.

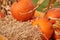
[{"left": 0, "top": 15, "right": 43, "bottom": 40}]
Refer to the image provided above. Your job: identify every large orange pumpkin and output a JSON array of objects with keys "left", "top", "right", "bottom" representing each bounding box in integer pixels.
[
  {"left": 45, "top": 8, "right": 60, "bottom": 24},
  {"left": 11, "top": 0, "right": 35, "bottom": 21},
  {"left": 32, "top": 18, "right": 53, "bottom": 39}
]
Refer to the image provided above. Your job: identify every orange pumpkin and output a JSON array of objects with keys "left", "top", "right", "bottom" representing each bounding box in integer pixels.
[
  {"left": 54, "top": 28, "right": 60, "bottom": 40},
  {"left": 32, "top": 18, "right": 39, "bottom": 26},
  {"left": 45, "top": 8, "right": 60, "bottom": 24},
  {"left": 32, "top": 18, "right": 53, "bottom": 39},
  {"left": 0, "top": 11, "right": 5, "bottom": 18},
  {"left": 0, "top": 34, "right": 8, "bottom": 40},
  {"left": 11, "top": 0, "right": 35, "bottom": 21},
  {"left": 49, "top": 20, "right": 56, "bottom": 24}
]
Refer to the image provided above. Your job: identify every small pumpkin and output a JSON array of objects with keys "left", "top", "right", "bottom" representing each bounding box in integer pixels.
[
  {"left": 45, "top": 8, "right": 60, "bottom": 24},
  {"left": 0, "top": 11, "right": 5, "bottom": 18},
  {"left": 32, "top": 18, "right": 53, "bottom": 39},
  {"left": 11, "top": 0, "right": 35, "bottom": 21}
]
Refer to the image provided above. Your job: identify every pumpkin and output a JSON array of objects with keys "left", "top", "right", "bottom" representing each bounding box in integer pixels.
[
  {"left": 49, "top": 20, "right": 56, "bottom": 24},
  {"left": 0, "top": 11, "right": 5, "bottom": 18},
  {"left": 32, "top": 18, "right": 53, "bottom": 39},
  {"left": 53, "top": 21, "right": 60, "bottom": 40},
  {"left": 45, "top": 8, "right": 60, "bottom": 24},
  {"left": 11, "top": 0, "right": 35, "bottom": 21},
  {"left": 0, "top": 34, "right": 8, "bottom": 40},
  {"left": 32, "top": 18, "right": 39, "bottom": 26},
  {"left": 54, "top": 28, "right": 60, "bottom": 40}
]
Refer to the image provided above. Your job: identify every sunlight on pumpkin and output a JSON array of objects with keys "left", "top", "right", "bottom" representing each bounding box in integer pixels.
[
  {"left": 32, "top": 18, "right": 39, "bottom": 26},
  {"left": 32, "top": 10, "right": 45, "bottom": 26}
]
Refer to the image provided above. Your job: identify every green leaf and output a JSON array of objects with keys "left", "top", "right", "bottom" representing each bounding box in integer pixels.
[{"left": 33, "top": 0, "right": 49, "bottom": 11}]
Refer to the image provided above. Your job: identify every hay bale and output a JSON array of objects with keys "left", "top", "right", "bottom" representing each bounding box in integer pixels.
[{"left": 0, "top": 15, "right": 43, "bottom": 40}]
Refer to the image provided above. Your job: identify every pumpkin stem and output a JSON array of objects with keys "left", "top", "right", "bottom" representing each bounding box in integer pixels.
[{"left": 47, "top": 0, "right": 56, "bottom": 10}]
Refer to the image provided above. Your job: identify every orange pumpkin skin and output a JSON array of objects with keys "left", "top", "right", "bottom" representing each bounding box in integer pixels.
[
  {"left": 49, "top": 20, "right": 56, "bottom": 24},
  {"left": 38, "top": 18, "right": 53, "bottom": 39},
  {"left": 32, "top": 18, "right": 39, "bottom": 26},
  {"left": 54, "top": 28, "right": 60, "bottom": 40},
  {"left": 11, "top": 0, "right": 35, "bottom": 21},
  {"left": 32, "top": 18, "right": 53, "bottom": 39},
  {"left": 0, "top": 12, "right": 5, "bottom": 18},
  {"left": 54, "top": 34, "right": 60, "bottom": 40},
  {"left": 45, "top": 8, "right": 60, "bottom": 24},
  {"left": 45, "top": 8, "right": 60, "bottom": 18}
]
